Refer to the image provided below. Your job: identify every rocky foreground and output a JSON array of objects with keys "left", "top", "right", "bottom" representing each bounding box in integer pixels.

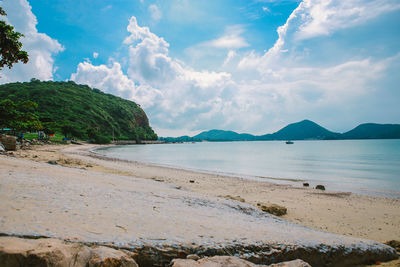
[
  {"left": 0, "top": 236, "right": 315, "bottom": 267},
  {"left": 0, "top": 155, "right": 398, "bottom": 266}
]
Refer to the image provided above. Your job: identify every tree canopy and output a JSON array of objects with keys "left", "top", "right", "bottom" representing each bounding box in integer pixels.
[
  {"left": 0, "top": 7, "right": 29, "bottom": 70},
  {"left": 0, "top": 98, "right": 42, "bottom": 132}
]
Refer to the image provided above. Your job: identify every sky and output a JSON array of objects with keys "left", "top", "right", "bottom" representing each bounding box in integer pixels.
[{"left": 1, "top": 0, "right": 400, "bottom": 137}]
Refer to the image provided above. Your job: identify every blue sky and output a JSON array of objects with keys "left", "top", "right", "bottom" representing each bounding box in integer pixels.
[{"left": 1, "top": 0, "right": 400, "bottom": 136}]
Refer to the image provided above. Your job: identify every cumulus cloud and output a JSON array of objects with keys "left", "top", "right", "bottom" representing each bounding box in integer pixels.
[
  {"left": 93, "top": 52, "right": 99, "bottom": 59},
  {"left": 0, "top": 0, "right": 64, "bottom": 83},
  {"left": 71, "top": 0, "right": 400, "bottom": 135},
  {"left": 72, "top": 16, "right": 234, "bottom": 131},
  {"left": 71, "top": 61, "right": 162, "bottom": 108}
]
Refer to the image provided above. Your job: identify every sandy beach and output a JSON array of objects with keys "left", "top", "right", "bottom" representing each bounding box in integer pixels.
[
  {"left": 1, "top": 143, "right": 399, "bottom": 266},
  {"left": 12, "top": 143, "right": 400, "bottom": 243}
]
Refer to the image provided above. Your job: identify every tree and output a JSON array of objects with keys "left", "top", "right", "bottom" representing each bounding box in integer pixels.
[
  {"left": 0, "top": 99, "right": 42, "bottom": 132},
  {"left": 0, "top": 7, "right": 29, "bottom": 70},
  {"left": 0, "top": 98, "right": 16, "bottom": 128}
]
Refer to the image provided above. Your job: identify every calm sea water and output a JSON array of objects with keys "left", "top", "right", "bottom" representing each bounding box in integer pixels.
[{"left": 96, "top": 140, "right": 400, "bottom": 198}]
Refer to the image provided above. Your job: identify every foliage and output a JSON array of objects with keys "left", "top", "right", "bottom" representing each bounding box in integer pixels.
[
  {"left": 0, "top": 7, "right": 29, "bottom": 70},
  {"left": 86, "top": 128, "right": 110, "bottom": 144},
  {"left": 0, "top": 98, "right": 42, "bottom": 132},
  {"left": 0, "top": 80, "right": 158, "bottom": 141}
]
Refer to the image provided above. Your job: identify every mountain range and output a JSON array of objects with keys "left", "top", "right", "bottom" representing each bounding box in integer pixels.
[{"left": 159, "top": 120, "right": 400, "bottom": 142}]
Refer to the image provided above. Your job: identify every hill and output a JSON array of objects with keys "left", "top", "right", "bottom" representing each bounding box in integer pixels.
[
  {"left": 0, "top": 80, "right": 157, "bottom": 141},
  {"left": 193, "top": 129, "right": 256, "bottom": 141},
  {"left": 342, "top": 123, "right": 400, "bottom": 139},
  {"left": 161, "top": 120, "right": 400, "bottom": 142},
  {"left": 259, "top": 120, "right": 340, "bottom": 140}
]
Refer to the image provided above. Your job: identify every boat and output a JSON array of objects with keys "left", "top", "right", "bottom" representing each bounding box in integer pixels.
[{"left": 285, "top": 140, "right": 294, "bottom": 144}]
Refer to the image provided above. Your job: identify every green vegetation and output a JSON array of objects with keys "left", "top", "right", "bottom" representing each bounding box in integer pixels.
[
  {"left": 23, "top": 132, "right": 65, "bottom": 143},
  {"left": 0, "top": 80, "right": 157, "bottom": 142},
  {"left": 0, "top": 98, "right": 42, "bottom": 133},
  {"left": 0, "top": 7, "right": 29, "bottom": 70}
]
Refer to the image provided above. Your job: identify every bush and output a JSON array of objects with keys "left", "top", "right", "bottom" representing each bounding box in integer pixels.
[{"left": 92, "top": 135, "right": 110, "bottom": 144}]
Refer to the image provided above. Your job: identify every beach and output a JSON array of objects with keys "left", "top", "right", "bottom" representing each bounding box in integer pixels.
[{"left": 1, "top": 143, "right": 399, "bottom": 266}]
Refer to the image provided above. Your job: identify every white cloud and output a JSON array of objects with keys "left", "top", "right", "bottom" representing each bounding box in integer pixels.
[
  {"left": 148, "top": 4, "right": 162, "bottom": 22},
  {"left": 72, "top": 1, "right": 400, "bottom": 136},
  {"left": 72, "top": 16, "right": 234, "bottom": 132},
  {"left": 295, "top": 0, "right": 400, "bottom": 40},
  {"left": 0, "top": 0, "right": 64, "bottom": 83},
  {"left": 71, "top": 61, "right": 162, "bottom": 108},
  {"left": 202, "top": 25, "right": 249, "bottom": 49},
  {"left": 93, "top": 52, "right": 99, "bottom": 59}
]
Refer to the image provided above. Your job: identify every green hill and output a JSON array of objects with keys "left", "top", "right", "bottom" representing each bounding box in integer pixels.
[
  {"left": 161, "top": 120, "right": 400, "bottom": 142},
  {"left": 342, "top": 123, "right": 400, "bottom": 139},
  {"left": 0, "top": 80, "right": 157, "bottom": 141},
  {"left": 193, "top": 129, "right": 256, "bottom": 141},
  {"left": 259, "top": 119, "right": 340, "bottom": 140}
]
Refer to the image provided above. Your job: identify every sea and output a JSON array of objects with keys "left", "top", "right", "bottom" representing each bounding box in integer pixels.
[{"left": 95, "top": 139, "right": 400, "bottom": 198}]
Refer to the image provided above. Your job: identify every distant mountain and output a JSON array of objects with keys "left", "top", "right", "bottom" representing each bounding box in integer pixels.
[
  {"left": 159, "top": 120, "right": 400, "bottom": 142},
  {"left": 259, "top": 120, "right": 340, "bottom": 140},
  {"left": 342, "top": 123, "right": 400, "bottom": 139},
  {"left": 193, "top": 130, "right": 256, "bottom": 141}
]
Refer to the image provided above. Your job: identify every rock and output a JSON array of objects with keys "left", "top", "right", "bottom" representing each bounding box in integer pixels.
[
  {"left": 0, "top": 236, "right": 138, "bottom": 267},
  {"left": 385, "top": 240, "right": 400, "bottom": 252},
  {"left": 315, "top": 185, "right": 325, "bottom": 190},
  {"left": 0, "top": 141, "right": 5, "bottom": 152},
  {"left": 222, "top": 195, "right": 245, "bottom": 202},
  {"left": 88, "top": 246, "right": 138, "bottom": 267},
  {"left": 257, "top": 203, "right": 287, "bottom": 216},
  {"left": 171, "top": 256, "right": 311, "bottom": 267},
  {"left": 0, "top": 135, "right": 17, "bottom": 151},
  {"left": 189, "top": 180, "right": 195, "bottom": 183},
  {"left": 186, "top": 254, "right": 200, "bottom": 261},
  {"left": 302, "top": 183, "right": 309, "bottom": 187},
  {"left": 171, "top": 256, "right": 263, "bottom": 267},
  {"left": 47, "top": 160, "right": 58, "bottom": 165},
  {"left": 268, "top": 259, "right": 311, "bottom": 267}
]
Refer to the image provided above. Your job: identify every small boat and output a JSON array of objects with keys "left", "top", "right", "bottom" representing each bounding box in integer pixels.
[{"left": 285, "top": 140, "right": 294, "bottom": 144}]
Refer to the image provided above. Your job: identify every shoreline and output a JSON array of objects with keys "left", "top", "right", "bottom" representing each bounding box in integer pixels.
[
  {"left": 1, "top": 143, "right": 399, "bottom": 266},
  {"left": 92, "top": 142, "right": 400, "bottom": 199},
  {"left": 11, "top": 143, "right": 399, "bottom": 243}
]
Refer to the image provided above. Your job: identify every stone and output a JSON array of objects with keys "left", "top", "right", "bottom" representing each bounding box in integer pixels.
[
  {"left": 189, "top": 180, "right": 195, "bottom": 183},
  {"left": 385, "top": 240, "right": 400, "bottom": 252},
  {"left": 302, "top": 183, "right": 309, "bottom": 187},
  {"left": 257, "top": 203, "right": 287, "bottom": 216},
  {"left": 171, "top": 256, "right": 263, "bottom": 267},
  {"left": 315, "top": 185, "right": 325, "bottom": 190},
  {"left": 268, "top": 259, "right": 311, "bottom": 267},
  {"left": 47, "top": 160, "right": 58, "bottom": 165},
  {"left": 0, "top": 236, "right": 138, "bottom": 267},
  {"left": 0, "top": 141, "right": 5, "bottom": 152},
  {"left": 171, "top": 256, "right": 311, "bottom": 267},
  {"left": 0, "top": 135, "right": 17, "bottom": 151},
  {"left": 222, "top": 195, "right": 245, "bottom": 202},
  {"left": 88, "top": 246, "right": 138, "bottom": 267},
  {"left": 186, "top": 254, "right": 200, "bottom": 260}
]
